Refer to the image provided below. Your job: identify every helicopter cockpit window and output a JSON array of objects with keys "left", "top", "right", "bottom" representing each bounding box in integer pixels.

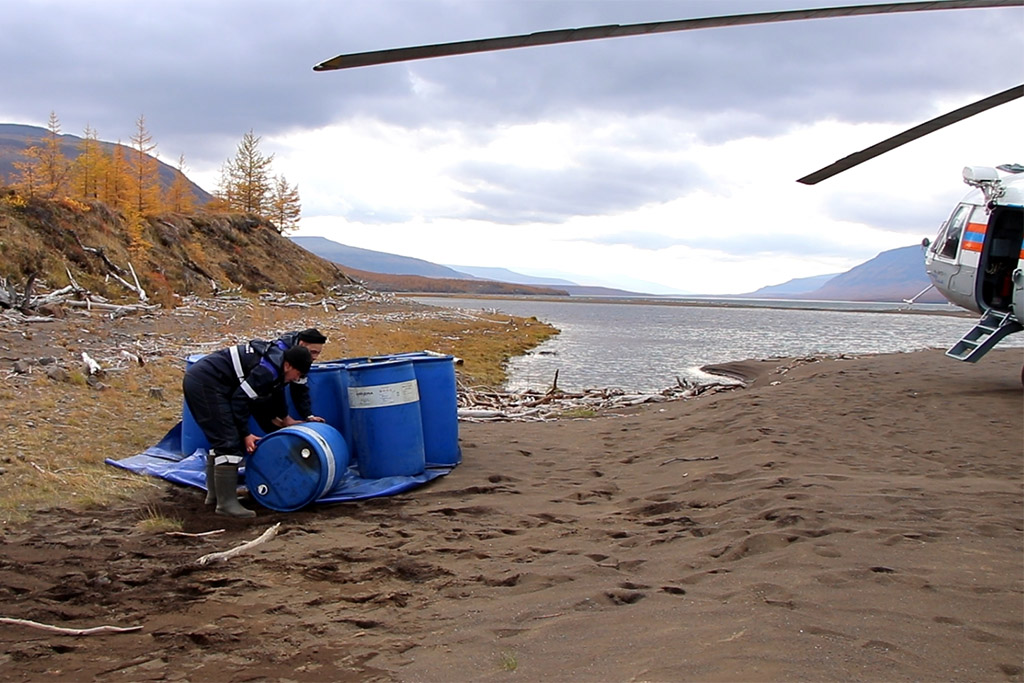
[{"left": 937, "top": 203, "right": 971, "bottom": 260}]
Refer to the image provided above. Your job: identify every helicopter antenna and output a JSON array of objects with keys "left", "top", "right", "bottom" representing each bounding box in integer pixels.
[
  {"left": 314, "top": 0, "right": 1023, "bottom": 71},
  {"left": 798, "top": 84, "right": 1024, "bottom": 184}
]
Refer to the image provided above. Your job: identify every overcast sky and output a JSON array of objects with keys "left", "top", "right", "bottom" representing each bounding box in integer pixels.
[{"left": 2, "top": 1, "right": 1021, "bottom": 293}]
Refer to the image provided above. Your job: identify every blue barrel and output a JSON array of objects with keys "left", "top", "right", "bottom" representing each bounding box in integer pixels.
[
  {"left": 326, "top": 356, "right": 373, "bottom": 462},
  {"left": 347, "top": 358, "right": 426, "bottom": 478},
  {"left": 394, "top": 353, "right": 461, "bottom": 466},
  {"left": 285, "top": 363, "right": 348, "bottom": 432},
  {"left": 244, "top": 422, "right": 349, "bottom": 512}
]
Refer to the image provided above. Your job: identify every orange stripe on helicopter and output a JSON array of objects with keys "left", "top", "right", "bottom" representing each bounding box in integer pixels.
[{"left": 961, "top": 221, "right": 987, "bottom": 253}]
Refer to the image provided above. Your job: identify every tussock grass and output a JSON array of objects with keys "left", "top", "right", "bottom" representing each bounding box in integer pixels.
[
  {"left": 498, "top": 650, "right": 518, "bottom": 672},
  {"left": 559, "top": 407, "right": 598, "bottom": 419},
  {"left": 135, "top": 505, "right": 184, "bottom": 533}
]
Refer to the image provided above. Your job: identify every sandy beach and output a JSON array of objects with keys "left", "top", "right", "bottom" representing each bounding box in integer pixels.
[{"left": 0, "top": 347, "right": 1021, "bottom": 681}]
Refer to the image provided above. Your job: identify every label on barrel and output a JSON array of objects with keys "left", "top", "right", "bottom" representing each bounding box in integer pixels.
[{"left": 348, "top": 379, "right": 420, "bottom": 409}]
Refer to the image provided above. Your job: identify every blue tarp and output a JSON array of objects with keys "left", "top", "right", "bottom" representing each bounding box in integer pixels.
[{"left": 105, "top": 422, "right": 454, "bottom": 504}]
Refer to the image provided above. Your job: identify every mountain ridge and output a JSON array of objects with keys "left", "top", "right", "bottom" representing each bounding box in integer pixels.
[
  {"left": 446, "top": 265, "right": 578, "bottom": 287},
  {"left": 292, "top": 235, "right": 945, "bottom": 303}
]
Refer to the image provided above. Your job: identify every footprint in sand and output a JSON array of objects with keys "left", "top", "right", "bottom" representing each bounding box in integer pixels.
[
  {"left": 475, "top": 573, "right": 520, "bottom": 587},
  {"left": 493, "top": 628, "right": 526, "bottom": 639},
  {"left": 933, "top": 615, "right": 963, "bottom": 626},
  {"left": 530, "top": 512, "right": 578, "bottom": 525},
  {"left": 710, "top": 532, "right": 797, "bottom": 561},
  {"left": 618, "top": 581, "right": 650, "bottom": 590},
  {"left": 600, "top": 589, "right": 646, "bottom": 605}
]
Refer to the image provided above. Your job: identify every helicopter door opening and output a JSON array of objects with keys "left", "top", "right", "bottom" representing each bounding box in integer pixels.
[{"left": 977, "top": 206, "right": 1024, "bottom": 312}]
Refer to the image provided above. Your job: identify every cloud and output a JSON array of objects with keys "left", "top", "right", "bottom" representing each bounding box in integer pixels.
[
  {"left": 4, "top": 2, "right": 1020, "bottom": 155},
  {"left": 313, "top": 1, "right": 1022, "bottom": 136},
  {"left": 572, "top": 229, "right": 887, "bottom": 260},
  {"left": 453, "top": 146, "right": 711, "bottom": 224},
  {"left": 823, "top": 193, "right": 954, "bottom": 235},
  {"left": 1, "top": 1, "right": 1021, "bottom": 293}
]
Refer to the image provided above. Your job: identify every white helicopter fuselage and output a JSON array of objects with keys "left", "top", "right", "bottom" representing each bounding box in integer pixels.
[{"left": 924, "top": 166, "right": 1024, "bottom": 361}]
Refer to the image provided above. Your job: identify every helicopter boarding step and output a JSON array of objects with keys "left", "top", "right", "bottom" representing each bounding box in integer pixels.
[{"left": 945, "top": 309, "right": 1023, "bottom": 363}]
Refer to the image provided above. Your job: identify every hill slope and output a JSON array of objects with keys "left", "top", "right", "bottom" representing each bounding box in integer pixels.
[
  {"left": 736, "top": 245, "right": 942, "bottom": 302},
  {"left": 746, "top": 273, "right": 839, "bottom": 297},
  {"left": 447, "top": 265, "right": 577, "bottom": 287},
  {"left": 0, "top": 194, "right": 357, "bottom": 306},
  {"left": 290, "top": 236, "right": 475, "bottom": 279},
  {"left": 294, "top": 237, "right": 651, "bottom": 296},
  {"left": 808, "top": 245, "right": 942, "bottom": 302},
  {"left": 341, "top": 267, "right": 568, "bottom": 296}
]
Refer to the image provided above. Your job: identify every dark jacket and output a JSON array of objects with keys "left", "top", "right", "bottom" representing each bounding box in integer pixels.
[
  {"left": 182, "top": 340, "right": 291, "bottom": 450},
  {"left": 271, "top": 331, "right": 312, "bottom": 418}
]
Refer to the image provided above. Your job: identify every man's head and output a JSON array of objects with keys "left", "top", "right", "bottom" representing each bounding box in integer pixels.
[
  {"left": 296, "top": 328, "right": 327, "bottom": 360},
  {"left": 282, "top": 345, "right": 313, "bottom": 383}
]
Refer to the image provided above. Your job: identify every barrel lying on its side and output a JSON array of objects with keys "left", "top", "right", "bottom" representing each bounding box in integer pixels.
[{"left": 244, "top": 422, "right": 349, "bottom": 512}]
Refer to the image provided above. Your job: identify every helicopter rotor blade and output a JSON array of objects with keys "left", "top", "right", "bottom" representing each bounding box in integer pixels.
[
  {"left": 797, "top": 84, "right": 1023, "bottom": 184},
  {"left": 313, "top": 0, "right": 1023, "bottom": 72}
]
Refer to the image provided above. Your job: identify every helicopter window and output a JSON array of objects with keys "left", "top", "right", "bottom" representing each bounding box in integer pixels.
[{"left": 938, "top": 204, "right": 971, "bottom": 260}]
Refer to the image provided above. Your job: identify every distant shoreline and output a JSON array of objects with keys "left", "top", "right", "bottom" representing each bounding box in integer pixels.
[{"left": 404, "top": 292, "right": 974, "bottom": 318}]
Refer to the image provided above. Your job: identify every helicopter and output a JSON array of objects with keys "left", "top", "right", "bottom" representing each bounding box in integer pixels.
[
  {"left": 313, "top": 0, "right": 1024, "bottom": 368},
  {"left": 925, "top": 164, "right": 1023, "bottom": 362}
]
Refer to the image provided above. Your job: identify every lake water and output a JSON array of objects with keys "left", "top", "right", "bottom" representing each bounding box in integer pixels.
[{"left": 415, "top": 296, "right": 1024, "bottom": 392}]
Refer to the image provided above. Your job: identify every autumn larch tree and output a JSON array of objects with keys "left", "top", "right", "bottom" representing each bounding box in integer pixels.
[
  {"left": 127, "top": 114, "right": 164, "bottom": 216},
  {"left": 268, "top": 174, "right": 301, "bottom": 233},
  {"left": 217, "top": 129, "right": 274, "bottom": 216},
  {"left": 38, "top": 112, "right": 72, "bottom": 198},
  {"left": 99, "top": 141, "right": 129, "bottom": 211},
  {"left": 11, "top": 146, "right": 45, "bottom": 198},
  {"left": 72, "top": 124, "right": 105, "bottom": 200},
  {"left": 165, "top": 154, "right": 196, "bottom": 213},
  {"left": 12, "top": 111, "right": 71, "bottom": 198}
]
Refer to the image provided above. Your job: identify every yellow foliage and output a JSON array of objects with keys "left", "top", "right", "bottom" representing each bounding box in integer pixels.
[
  {"left": 58, "top": 196, "right": 91, "bottom": 213},
  {"left": 2, "top": 192, "right": 27, "bottom": 209},
  {"left": 124, "top": 209, "right": 152, "bottom": 255}
]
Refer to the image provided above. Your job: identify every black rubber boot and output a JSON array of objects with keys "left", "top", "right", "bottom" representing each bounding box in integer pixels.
[
  {"left": 204, "top": 455, "right": 216, "bottom": 505},
  {"left": 213, "top": 464, "right": 255, "bottom": 518}
]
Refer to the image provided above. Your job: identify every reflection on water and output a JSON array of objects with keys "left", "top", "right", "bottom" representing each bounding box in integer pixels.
[{"left": 415, "top": 297, "right": 1023, "bottom": 392}]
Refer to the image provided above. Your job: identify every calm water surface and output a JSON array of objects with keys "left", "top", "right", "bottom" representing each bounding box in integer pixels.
[{"left": 416, "top": 296, "right": 1023, "bottom": 392}]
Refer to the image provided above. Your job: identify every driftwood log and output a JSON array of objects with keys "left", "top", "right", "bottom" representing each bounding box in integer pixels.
[
  {"left": 454, "top": 356, "right": 834, "bottom": 421},
  {"left": 1, "top": 268, "right": 155, "bottom": 319},
  {"left": 455, "top": 374, "right": 743, "bottom": 422},
  {"left": 0, "top": 616, "right": 142, "bottom": 636},
  {"left": 195, "top": 523, "right": 282, "bottom": 566}
]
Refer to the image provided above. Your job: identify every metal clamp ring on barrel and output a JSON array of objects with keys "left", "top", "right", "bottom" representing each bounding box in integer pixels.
[{"left": 287, "top": 425, "right": 338, "bottom": 499}]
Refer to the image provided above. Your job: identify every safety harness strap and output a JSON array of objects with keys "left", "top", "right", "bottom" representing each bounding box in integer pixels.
[{"left": 228, "top": 344, "right": 259, "bottom": 399}]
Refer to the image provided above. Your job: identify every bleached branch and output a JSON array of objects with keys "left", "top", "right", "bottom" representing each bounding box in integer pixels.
[
  {"left": 195, "top": 523, "right": 281, "bottom": 566},
  {"left": 0, "top": 616, "right": 142, "bottom": 636}
]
